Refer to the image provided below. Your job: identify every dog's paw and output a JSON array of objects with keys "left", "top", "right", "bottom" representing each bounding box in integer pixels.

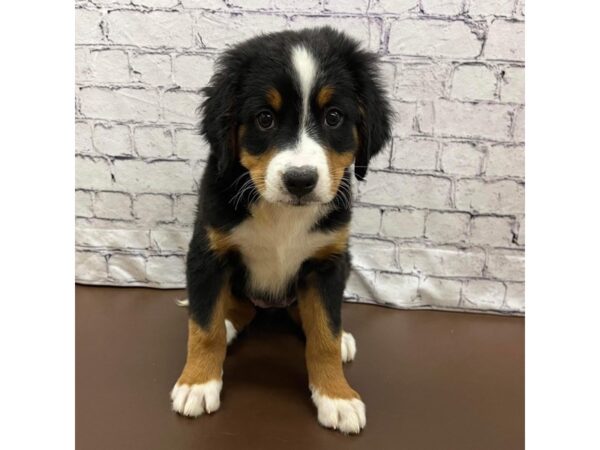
[
  {"left": 311, "top": 389, "right": 366, "bottom": 434},
  {"left": 225, "top": 319, "right": 237, "bottom": 345},
  {"left": 341, "top": 331, "right": 356, "bottom": 363},
  {"left": 170, "top": 380, "right": 222, "bottom": 417}
]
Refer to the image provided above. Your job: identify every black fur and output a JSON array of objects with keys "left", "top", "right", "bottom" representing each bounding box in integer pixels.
[{"left": 187, "top": 27, "right": 391, "bottom": 329}]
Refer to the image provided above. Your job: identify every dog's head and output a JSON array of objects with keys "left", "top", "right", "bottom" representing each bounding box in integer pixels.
[{"left": 200, "top": 27, "right": 392, "bottom": 206}]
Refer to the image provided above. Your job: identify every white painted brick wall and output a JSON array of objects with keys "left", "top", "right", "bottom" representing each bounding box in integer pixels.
[{"left": 75, "top": 0, "right": 525, "bottom": 314}]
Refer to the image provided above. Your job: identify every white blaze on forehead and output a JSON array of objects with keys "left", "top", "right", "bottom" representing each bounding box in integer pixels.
[{"left": 291, "top": 46, "right": 318, "bottom": 124}]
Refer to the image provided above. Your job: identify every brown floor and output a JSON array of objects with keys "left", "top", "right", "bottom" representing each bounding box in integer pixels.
[{"left": 76, "top": 285, "right": 524, "bottom": 450}]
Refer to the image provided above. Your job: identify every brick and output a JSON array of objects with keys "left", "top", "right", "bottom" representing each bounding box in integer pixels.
[
  {"left": 147, "top": 255, "right": 186, "bottom": 284},
  {"left": 131, "top": 0, "right": 180, "bottom": 6},
  {"left": 181, "top": 0, "right": 226, "bottom": 8},
  {"left": 451, "top": 64, "right": 497, "bottom": 101},
  {"left": 94, "top": 192, "right": 133, "bottom": 220},
  {"left": 391, "top": 138, "right": 438, "bottom": 171},
  {"left": 130, "top": 53, "right": 172, "bottom": 86},
  {"left": 400, "top": 247, "right": 485, "bottom": 277},
  {"left": 76, "top": 191, "right": 94, "bottom": 218},
  {"left": 345, "top": 268, "right": 377, "bottom": 301},
  {"left": 108, "top": 11, "right": 194, "bottom": 48},
  {"left": 351, "top": 207, "right": 381, "bottom": 235},
  {"left": 456, "top": 179, "right": 524, "bottom": 214},
  {"left": 416, "top": 102, "right": 435, "bottom": 135},
  {"left": 75, "top": 9, "right": 104, "bottom": 45},
  {"left": 113, "top": 160, "right": 194, "bottom": 193},
  {"left": 135, "top": 194, "right": 174, "bottom": 223},
  {"left": 289, "top": 16, "right": 381, "bottom": 51},
  {"left": 425, "top": 211, "right": 470, "bottom": 243},
  {"left": 501, "top": 66, "right": 525, "bottom": 103},
  {"left": 390, "top": 101, "right": 417, "bottom": 137},
  {"left": 464, "top": 280, "right": 505, "bottom": 310},
  {"left": 368, "top": 143, "right": 392, "bottom": 169},
  {"left": 76, "top": 251, "right": 107, "bottom": 281},
  {"left": 79, "top": 87, "right": 160, "bottom": 122},
  {"left": 173, "top": 54, "right": 214, "bottom": 89},
  {"left": 150, "top": 229, "right": 192, "bottom": 252},
  {"left": 76, "top": 122, "right": 93, "bottom": 154},
  {"left": 108, "top": 254, "right": 147, "bottom": 282},
  {"left": 485, "top": 20, "right": 524, "bottom": 61},
  {"left": 486, "top": 144, "right": 524, "bottom": 177},
  {"left": 370, "top": 0, "right": 418, "bottom": 14},
  {"left": 468, "top": 0, "right": 514, "bottom": 16},
  {"left": 360, "top": 172, "right": 452, "bottom": 209},
  {"left": 380, "top": 210, "right": 425, "bottom": 238},
  {"left": 162, "top": 90, "right": 202, "bottom": 124},
  {"left": 505, "top": 282, "right": 525, "bottom": 311},
  {"left": 350, "top": 238, "right": 397, "bottom": 271},
  {"left": 434, "top": 100, "right": 512, "bottom": 140},
  {"left": 516, "top": 216, "right": 525, "bottom": 246},
  {"left": 75, "top": 48, "right": 92, "bottom": 82},
  {"left": 388, "top": 19, "right": 481, "bottom": 58},
  {"left": 274, "top": 0, "right": 321, "bottom": 10},
  {"left": 76, "top": 228, "right": 150, "bottom": 249},
  {"left": 174, "top": 129, "right": 210, "bottom": 160},
  {"left": 513, "top": 106, "right": 524, "bottom": 142},
  {"left": 394, "top": 62, "right": 450, "bottom": 101},
  {"left": 487, "top": 250, "right": 524, "bottom": 281},
  {"left": 419, "top": 277, "right": 462, "bottom": 308},
  {"left": 470, "top": 216, "right": 514, "bottom": 247},
  {"left": 174, "top": 194, "right": 197, "bottom": 225},
  {"left": 379, "top": 62, "right": 396, "bottom": 97},
  {"left": 191, "top": 159, "right": 208, "bottom": 183},
  {"left": 441, "top": 142, "right": 483, "bottom": 176},
  {"left": 323, "top": 0, "right": 369, "bottom": 13},
  {"left": 134, "top": 126, "right": 173, "bottom": 158},
  {"left": 76, "top": 157, "right": 114, "bottom": 190},
  {"left": 421, "top": 0, "right": 463, "bottom": 15},
  {"left": 376, "top": 273, "right": 420, "bottom": 306},
  {"left": 195, "top": 13, "right": 287, "bottom": 50},
  {"left": 89, "top": 50, "right": 130, "bottom": 83},
  {"left": 93, "top": 124, "right": 132, "bottom": 156}
]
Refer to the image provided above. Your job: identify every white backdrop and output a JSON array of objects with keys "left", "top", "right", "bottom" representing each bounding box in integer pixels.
[{"left": 75, "top": 0, "right": 525, "bottom": 315}]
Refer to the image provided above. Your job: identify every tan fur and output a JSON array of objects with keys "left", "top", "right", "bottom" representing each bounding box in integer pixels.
[
  {"left": 176, "top": 286, "right": 228, "bottom": 385},
  {"left": 326, "top": 147, "right": 356, "bottom": 195},
  {"left": 266, "top": 87, "right": 282, "bottom": 111},
  {"left": 225, "top": 295, "right": 256, "bottom": 332},
  {"left": 239, "top": 147, "right": 276, "bottom": 194},
  {"left": 317, "top": 85, "right": 334, "bottom": 108},
  {"left": 206, "top": 226, "right": 235, "bottom": 256},
  {"left": 311, "top": 226, "right": 349, "bottom": 260},
  {"left": 298, "top": 282, "right": 359, "bottom": 400}
]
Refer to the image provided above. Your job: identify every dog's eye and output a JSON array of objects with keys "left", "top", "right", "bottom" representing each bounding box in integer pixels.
[
  {"left": 324, "top": 108, "right": 343, "bottom": 128},
  {"left": 256, "top": 110, "right": 275, "bottom": 130}
]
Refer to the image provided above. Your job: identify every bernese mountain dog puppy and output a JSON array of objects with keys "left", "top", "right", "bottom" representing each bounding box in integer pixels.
[{"left": 171, "top": 26, "right": 392, "bottom": 434}]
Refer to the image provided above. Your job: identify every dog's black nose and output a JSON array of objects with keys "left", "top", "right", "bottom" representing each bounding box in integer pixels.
[{"left": 283, "top": 166, "right": 318, "bottom": 198}]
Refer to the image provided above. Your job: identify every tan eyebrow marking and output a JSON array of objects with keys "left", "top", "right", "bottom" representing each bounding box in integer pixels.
[
  {"left": 317, "top": 85, "right": 335, "bottom": 108},
  {"left": 266, "top": 87, "right": 282, "bottom": 111}
]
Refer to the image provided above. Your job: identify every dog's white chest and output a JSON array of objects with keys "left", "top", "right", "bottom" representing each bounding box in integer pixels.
[{"left": 229, "top": 202, "right": 334, "bottom": 297}]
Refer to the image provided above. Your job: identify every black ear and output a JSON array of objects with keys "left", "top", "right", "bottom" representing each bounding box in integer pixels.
[
  {"left": 351, "top": 51, "right": 393, "bottom": 181},
  {"left": 199, "top": 52, "right": 242, "bottom": 175}
]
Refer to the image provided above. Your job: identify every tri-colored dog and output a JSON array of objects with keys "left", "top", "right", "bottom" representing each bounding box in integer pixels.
[{"left": 171, "top": 27, "right": 392, "bottom": 434}]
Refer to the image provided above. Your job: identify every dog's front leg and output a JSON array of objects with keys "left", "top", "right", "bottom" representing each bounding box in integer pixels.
[{"left": 298, "top": 269, "right": 366, "bottom": 434}]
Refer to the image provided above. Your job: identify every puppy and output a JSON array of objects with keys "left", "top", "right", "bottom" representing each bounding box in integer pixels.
[{"left": 171, "top": 27, "right": 392, "bottom": 434}]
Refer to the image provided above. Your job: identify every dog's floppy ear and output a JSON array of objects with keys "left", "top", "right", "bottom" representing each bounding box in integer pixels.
[
  {"left": 199, "top": 53, "right": 243, "bottom": 175},
  {"left": 351, "top": 51, "right": 392, "bottom": 181}
]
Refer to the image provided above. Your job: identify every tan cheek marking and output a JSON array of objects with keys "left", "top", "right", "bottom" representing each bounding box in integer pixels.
[
  {"left": 239, "top": 147, "right": 276, "bottom": 194},
  {"left": 207, "top": 226, "right": 236, "bottom": 256},
  {"left": 177, "top": 288, "right": 228, "bottom": 385},
  {"left": 312, "top": 227, "right": 350, "bottom": 260},
  {"left": 326, "top": 126, "right": 359, "bottom": 194},
  {"left": 266, "top": 87, "right": 282, "bottom": 111},
  {"left": 317, "top": 85, "right": 334, "bottom": 109},
  {"left": 298, "top": 282, "right": 359, "bottom": 400}
]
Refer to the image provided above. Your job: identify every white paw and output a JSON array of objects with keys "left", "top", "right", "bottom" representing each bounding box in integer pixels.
[
  {"left": 341, "top": 331, "right": 356, "bottom": 363},
  {"left": 170, "top": 380, "right": 222, "bottom": 417},
  {"left": 225, "top": 319, "right": 237, "bottom": 345},
  {"left": 311, "top": 388, "right": 366, "bottom": 434}
]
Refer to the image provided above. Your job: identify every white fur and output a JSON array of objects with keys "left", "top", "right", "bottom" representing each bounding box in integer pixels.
[
  {"left": 310, "top": 387, "right": 366, "bottom": 434},
  {"left": 262, "top": 45, "right": 333, "bottom": 204},
  {"left": 225, "top": 319, "right": 237, "bottom": 345},
  {"left": 341, "top": 331, "right": 356, "bottom": 363},
  {"left": 229, "top": 201, "right": 339, "bottom": 298},
  {"left": 171, "top": 380, "right": 223, "bottom": 417},
  {"left": 175, "top": 298, "right": 189, "bottom": 307}
]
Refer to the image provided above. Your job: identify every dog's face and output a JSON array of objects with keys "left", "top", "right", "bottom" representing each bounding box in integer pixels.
[{"left": 200, "top": 27, "right": 392, "bottom": 206}]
